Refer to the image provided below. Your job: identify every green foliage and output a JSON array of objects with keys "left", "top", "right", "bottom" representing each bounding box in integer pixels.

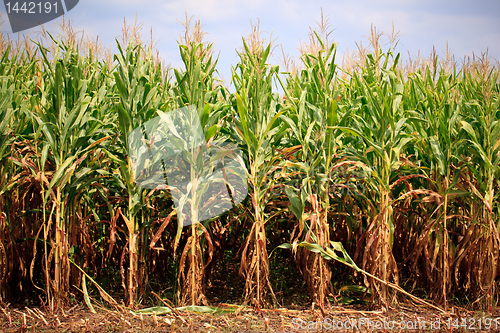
[{"left": 0, "top": 22, "right": 499, "bottom": 312}]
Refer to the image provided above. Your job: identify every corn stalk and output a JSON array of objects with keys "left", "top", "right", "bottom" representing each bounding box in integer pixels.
[
  {"left": 278, "top": 33, "right": 346, "bottom": 309},
  {"left": 27, "top": 38, "right": 110, "bottom": 309},
  {"left": 231, "top": 38, "right": 285, "bottom": 307},
  {"left": 108, "top": 41, "right": 166, "bottom": 307},
  {"left": 457, "top": 67, "right": 500, "bottom": 310},
  {"left": 333, "top": 51, "right": 417, "bottom": 307}
]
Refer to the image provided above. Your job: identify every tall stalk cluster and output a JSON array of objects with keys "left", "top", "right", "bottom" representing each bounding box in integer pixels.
[{"left": 0, "top": 15, "right": 499, "bottom": 311}]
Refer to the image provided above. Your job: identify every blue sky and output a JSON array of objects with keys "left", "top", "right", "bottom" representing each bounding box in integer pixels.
[{"left": 1, "top": 0, "right": 499, "bottom": 85}]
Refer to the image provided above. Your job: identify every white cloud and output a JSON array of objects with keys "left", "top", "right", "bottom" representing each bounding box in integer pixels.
[{"left": 160, "top": 0, "right": 241, "bottom": 23}]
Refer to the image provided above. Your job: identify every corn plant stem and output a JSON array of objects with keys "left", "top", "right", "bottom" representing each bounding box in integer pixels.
[
  {"left": 442, "top": 185, "right": 448, "bottom": 310},
  {"left": 382, "top": 190, "right": 389, "bottom": 305},
  {"left": 127, "top": 193, "right": 137, "bottom": 307},
  {"left": 54, "top": 186, "right": 64, "bottom": 308},
  {"left": 42, "top": 190, "right": 50, "bottom": 306},
  {"left": 190, "top": 164, "right": 199, "bottom": 305},
  {"left": 258, "top": 185, "right": 262, "bottom": 306}
]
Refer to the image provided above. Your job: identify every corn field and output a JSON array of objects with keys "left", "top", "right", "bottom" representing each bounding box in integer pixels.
[{"left": 0, "top": 15, "right": 499, "bottom": 314}]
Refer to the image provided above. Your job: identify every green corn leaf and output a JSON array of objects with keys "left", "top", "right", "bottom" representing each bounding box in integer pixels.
[
  {"left": 82, "top": 275, "right": 96, "bottom": 314},
  {"left": 285, "top": 186, "right": 304, "bottom": 222}
]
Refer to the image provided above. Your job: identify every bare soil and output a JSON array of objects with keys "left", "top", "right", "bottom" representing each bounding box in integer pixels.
[{"left": 2, "top": 302, "right": 500, "bottom": 333}]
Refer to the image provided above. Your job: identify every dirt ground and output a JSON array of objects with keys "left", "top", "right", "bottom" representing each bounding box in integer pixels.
[{"left": 2, "top": 302, "right": 500, "bottom": 333}]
